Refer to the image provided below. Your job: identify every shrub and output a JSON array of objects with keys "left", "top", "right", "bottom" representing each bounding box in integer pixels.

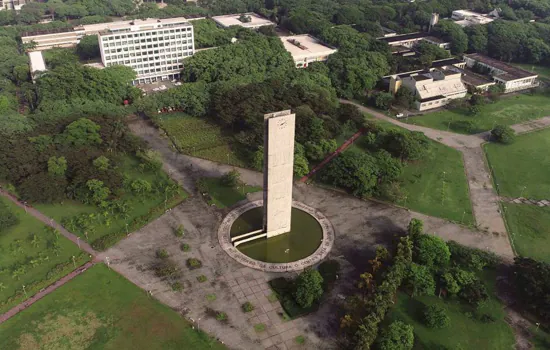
[
  {"left": 423, "top": 305, "right": 450, "bottom": 329},
  {"left": 242, "top": 302, "right": 255, "bottom": 313},
  {"left": 377, "top": 321, "right": 414, "bottom": 350},
  {"left": 414, "top": 234, "right": 451, "bottom": 268},
  {"left": 180, "top": 243, "right": 190, "bottom": 252},
  {"left": 220, "top": 169, "right": 240, "bottom": 187},
  {"left": 447, "top": 241, "right": 499, "bottom": 270},
  {"left": 152, "top": 259, "right": 180, "bottom": 278},
  {"left": 196, "top": 178, "right": 208, "bottom": 193},
  {"left": 0, "top": 200, "right": 19, "bottom": 233},
  {"left": 205, "top": 294, "right": 217, "bottom": 302},
  {"left": 513, "top": 257, "right": 550, "bottom": 322},
  {"left": 171, "top": 281, "right": 183, "bottom": 292},
  {"left": 156, "top": 249, "right": 169, "bottom": 259},
  {"left": 459, "top": 279, "right": 489, "bottom": 308},
  {"left": 318, "top": 259, "right": 340, "bottom": 290},
  {"left": 295, "top": 335, "right": 306, "bottom": 345},
  {"left": 478, "top": 313, "right": 496, "bottom": 323},
  {"left": 491, "top": 125, "right": 515, "bottom": 144},
  {"left": 197, "top": 275, "right": 207, "bottom": 283},
  {"left": 174, "top": 224, "right": 184, "bottom": 237},
  {"left": 215, "top": 312, "right": 228, "bottom": 322},
  {"left": 293, "top": 268, "right": 324, "bottom": 308},
  {"left": 406, "top": 263, "right": 436, "bottom": 297},
  {"left": 254, "top": 323, "right": 266, "bottom": 332},
  {"left": 186, "top": 258, "right": 202, "bottom": 269}
]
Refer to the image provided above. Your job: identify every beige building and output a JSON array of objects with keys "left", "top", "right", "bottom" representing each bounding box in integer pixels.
[
  {"left": 212, "top": 13, "right": 275, "bottom": 29},
  {"left": 452, "top": 9, "right": 497, "bottom": 27},
  {"left": 400, "top": 68, "right": 467, "bottom": 111},
  {"left": 279, "top": 34, "right": 337, "bottom": 68},
  {"left": 464, "top": 53, "right": 539, "bottom": 93}
]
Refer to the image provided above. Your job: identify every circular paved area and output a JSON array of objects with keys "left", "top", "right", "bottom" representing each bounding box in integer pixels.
[{"left": 218, "top": 200, "right": 335, "bottom": 272}]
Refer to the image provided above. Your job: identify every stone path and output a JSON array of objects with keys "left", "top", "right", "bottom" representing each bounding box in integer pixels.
[{"left": 501, "top": 197, "right": 550, "bottom": 207}]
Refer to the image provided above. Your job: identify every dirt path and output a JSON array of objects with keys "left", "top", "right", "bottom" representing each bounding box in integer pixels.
[
  {"left": 0, "top": 261, "right": 96, "bottom": 324},
  {"left": 0, "top": 190, "right": 97, "bottom": 256}
]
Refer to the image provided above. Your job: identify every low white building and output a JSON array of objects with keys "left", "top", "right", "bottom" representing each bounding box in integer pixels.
[
  {"left": 464, "top": 53, "right": 539, "bottom": 93},
  {"left": 28, "top": 50, "right": 46, "bottom": 82},
  {"left": 401, "top": 69, "right": 467, "bottom": 111},
  {"left": 451, "top": 9, "right": 496, "bottom": 27},
  {"left": 377, "top": 32, "right": 451, "bottom": 51},
  {"left": 212, "top": 13, "right": 275, "bottom": 29},
  {"left": 279, "top": 34, "right": 337, "bottom": 68}
]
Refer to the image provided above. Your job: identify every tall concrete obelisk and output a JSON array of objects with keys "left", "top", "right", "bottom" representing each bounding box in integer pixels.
[{"left": 263, "top": 110, "right": 296, "bottom": 238}]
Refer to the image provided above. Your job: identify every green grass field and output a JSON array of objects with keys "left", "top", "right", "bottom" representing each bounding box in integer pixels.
[
  {"left": 201, "top": 177, "right": 261, "bottom": 208},
  {"left": 0, "top": 197, "right": 85, "bottom": 313},
  {"left": 346, "top": 131, "right": 473, "bottom": 224},
  {"left": 35, "top": 156, "right": 186, "bottom": 250},
  {"left": 512, "top": 63, "right": 550, "bottom": 81},
  {"left": 405, "top": 93, "right": 550, "bottom": 134},
  {"left": 484, "top": 128, "right": 550, "bottom": 199},
  {"left": 157, "top": 113, "right": 247, "bottom": 167},
  {"left": 502, "top": 204, "right": 550, "bottom": 263},
  {"left": 0, "top": 264, "right": 226, "bottom": 350},
  {"left": 385, "top": 272, "right": 515, "bottom": 349}
]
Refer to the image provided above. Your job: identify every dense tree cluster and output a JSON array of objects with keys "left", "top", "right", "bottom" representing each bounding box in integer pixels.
[
  {"left": 513, "top": 257, "right": 550, "bottom": 322},
  {"left": 0, "top": 200, "right": 19, "bottom": 233}
]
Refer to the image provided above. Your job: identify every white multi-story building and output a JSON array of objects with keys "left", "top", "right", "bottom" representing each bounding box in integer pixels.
[
  {"left": 98, "top": 17, "right": 194, "bottom": 84},
  {"left": 1, "top": 0, "right": 25, "bottom": 11}
]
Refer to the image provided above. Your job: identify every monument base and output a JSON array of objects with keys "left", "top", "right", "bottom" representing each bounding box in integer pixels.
[{"left": 266, "top": 227, "right": 291, "bottom": 239}]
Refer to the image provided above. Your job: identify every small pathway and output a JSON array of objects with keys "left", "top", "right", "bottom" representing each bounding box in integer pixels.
[
  {"left": 501, "top": 196, "right": 550, "bottom": 207},
  {"left": 299, "top": 127, "right": 365, "bottom": 182},
  {"left": 0, "top": 189, "right": 97, "bottom": 256},
  {"left": 0, "top": 261, "right": 96, "bottom": 324}
]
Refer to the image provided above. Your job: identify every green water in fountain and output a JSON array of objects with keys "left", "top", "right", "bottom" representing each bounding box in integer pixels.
[{"left": 230, "top": 207, "right": 323, "bottom": 263}]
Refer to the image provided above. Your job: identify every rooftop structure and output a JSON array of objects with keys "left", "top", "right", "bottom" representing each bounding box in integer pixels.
[
  {"left": 212, "top": 13, "right": 275, "bottom": 29},
  {"left": 377, "top": 32, "right": 451, "bottom": 51},
  {"left": 464, "top": 53, "right": 539, "bottom": 93},
  {"left": 279, "top": 34, "right": 337, "bottom": 68},
  {"left": 451, "top": 9, "right": 497, "bottom": 27},
  {"left": 385, "top": 58, "right": 466, "bottom": 92},
  {"left": 400, "top": 68, "right": 467, "bottom": 111},
  {"left": 28, "top": 50, "right": 46, "bottom": 81}
]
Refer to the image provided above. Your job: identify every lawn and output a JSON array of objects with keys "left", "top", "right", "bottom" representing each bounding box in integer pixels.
[
  {"left": 404, "top": 93, "right": 550, "bottom": 134},
  {"left": 157, "top": 113, "right": 247, "bottom": 167},
  {"left": 0, "top": 197, "right": 86, "bottom": 314},
  {"left": 385, "top": 272, "right": 515, "bottom": 349},
  {"left": 502, "top": 203, "right": 550, "bottom": 263},
  {"left": 0, "top": 264, "right": 226, "bottom": 350},
  {"left": 200, "top": 177, "right": 261, "bottom": 208},
  {"left": 484, "top": 128, "right": 550, "bottom": 199},
  {"left": 345, "top": 131, "right": 473, "bottom": 224},
  {"left": 35, "top": 156, "right": 187, "bottom": 250},
  {"left": 512, "top": 63, "right": 550, "bottom": 81}
]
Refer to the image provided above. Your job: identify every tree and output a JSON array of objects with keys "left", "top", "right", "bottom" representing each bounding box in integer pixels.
[
  {"left": 513, "top": 257, "right": 550, "bottom": 322},
  {"left": 61, "top": 118, "right": 102, "bottom": 147},
  {"left": 294, "top": 152, "right": 310, "bottom": 178},
  {"left": 374, "top": 92, "right": 394, "bottom": 110},
  {"left": 320, "top": 151, "right": 379, "bottom": 198},
  {"left": 434, "top": 20, "right": 468, "bottom": 55},
  {"left": 0, "top": 200, "right": 19, "bottom": 233},
  {"left": 93, "top": 156, "right": 109, "bottom": 171},
  {"left": 294, "top": 268, "right": 324, "bottom": 308},
  {"left": 470, "top": 94, "right": 485, "bottom": 106},
  {"left": 406, "top": 263, "right": 436, "bottom": 297},
  {"left": 469, "top": 105, "right": 481, "bottom": 116},
  {"left": 440, "top": 272, "right": 460, "bottom": 295},
  {"left": 459, "top": 279, "right": 489, "bottom": 307},
  {"left": 414, "top": 234, "right": 451, "bottom": 268},
  {"left": 86, "top": 179, "right": 110, "bottom": 204},
  {"left": 423, "top": 304, "right": 450, "bottom": 329},
  {"left": 491, "top": 125, "right": 515, "bottom": 144},
  {"left": 252, "top": 146, "right": 263, "bottom": 171},
  {"left": 19, "top": 172, "right": 67, "bottom": 203},
  {"left": 76, "top": 35, "right": 100, "bottom": 60},
  {"left": 377, "top": 321, "right": 414, "bottom": 350},
  {"left": 305, "top": 139, "right": 337, "bottom": 161},
  {"left": 394, "top": 86, "right": 415, "bottom": 109},
  {"left": 47, "top": 156, "right": 67, "bottom": 177},
  {"left": 407, "top": 218, "right": 424, "bottom": 238},
  {"left": 130, "top": 179, "right": 152, "bottom": 196}
]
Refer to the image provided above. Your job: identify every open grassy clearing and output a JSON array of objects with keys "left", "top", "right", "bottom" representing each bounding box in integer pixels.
[
  {"left": 200, "top": 177, "right": 261, "bottom": 208},
  {"left": 502, "top": 203, "right": 550, "bottom": 264},
  {"left": 0, "top": 264, "right": 226, "bottom": 350},
  {"left": 157, "top": 113, "right": 247, "bottom": 167},
  {"left": 385, "top": 271, "right": 515, "bottom": 349},
  {"left": 343, "top": 130, "right": 473, "bottom": 224},
  {"left": 404, "top": 93, "right": 550, "bottom": 134},
  {"left": 35, "top": 156, "right": 187, "bottom": 250},
  {"left": 0, "top": 197, "right": 85, "bottom": 314},
  {"left": 484, "top": 128, "right": 550, "bottom": 199}
]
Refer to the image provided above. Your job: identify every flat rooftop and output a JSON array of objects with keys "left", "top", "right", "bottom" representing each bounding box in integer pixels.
[
  {"left": 461, "top": 68, "right": 495, "bottom": 86},
  {"left": 212, "top": 13, "right": 275, "bottom": 28},
  {"left": 28, "top": 51, "right": 46, "bottom": 72},
  {"left": 377, "top": 32, "right": 427, "bottom": 43},
  {"left": 279, "top": 35, "right": 337, "bottom": 59},
  {"left": 465, "top": 53, "right": 537, "bottom": 80},
  {"left": 81, "top": 17, "right": 190, "bottom": 35}
]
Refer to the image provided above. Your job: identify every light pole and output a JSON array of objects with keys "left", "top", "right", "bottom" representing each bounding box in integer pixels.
[
  {"left": 22, "top": 285, "right": 27, "bottom": 298},
  {"left": 520, "top": 186, "right": 527, "bottom": 198},
  {"left": 197, "top": 317, "right": 201, "bottom": 332},
  {"left": 461, "top": 211, "right": 466, "bottom": 224},
  {"left": 72, "top": 255, "right": 76, "bottom": 268}
]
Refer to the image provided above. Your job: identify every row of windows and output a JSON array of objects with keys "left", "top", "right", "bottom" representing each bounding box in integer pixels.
[
  {"left": 102, "top": 34, "right": 192, "bottom": 47},
  {"left": 105, "top": 52, "right": 190, "bottom": 61},
  {"left": 104, "top": 43, "right": 192, "bottom": 54},
  {"left": 103, "top": 27, "right": 191, "bottom": 41},
  {"left": 136, "top": 65, "right": 183, "bottom": 75},
  {"left": 105, "top": 62, "right": 183, "bottom": 72}
]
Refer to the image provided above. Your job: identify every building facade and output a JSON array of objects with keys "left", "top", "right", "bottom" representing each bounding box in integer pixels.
[
  {"left": 98, "top": 18, "right": 194, "bottom": 84},
  {"left": 464, "top": 53, "right": 539, "bottom": 93}
]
